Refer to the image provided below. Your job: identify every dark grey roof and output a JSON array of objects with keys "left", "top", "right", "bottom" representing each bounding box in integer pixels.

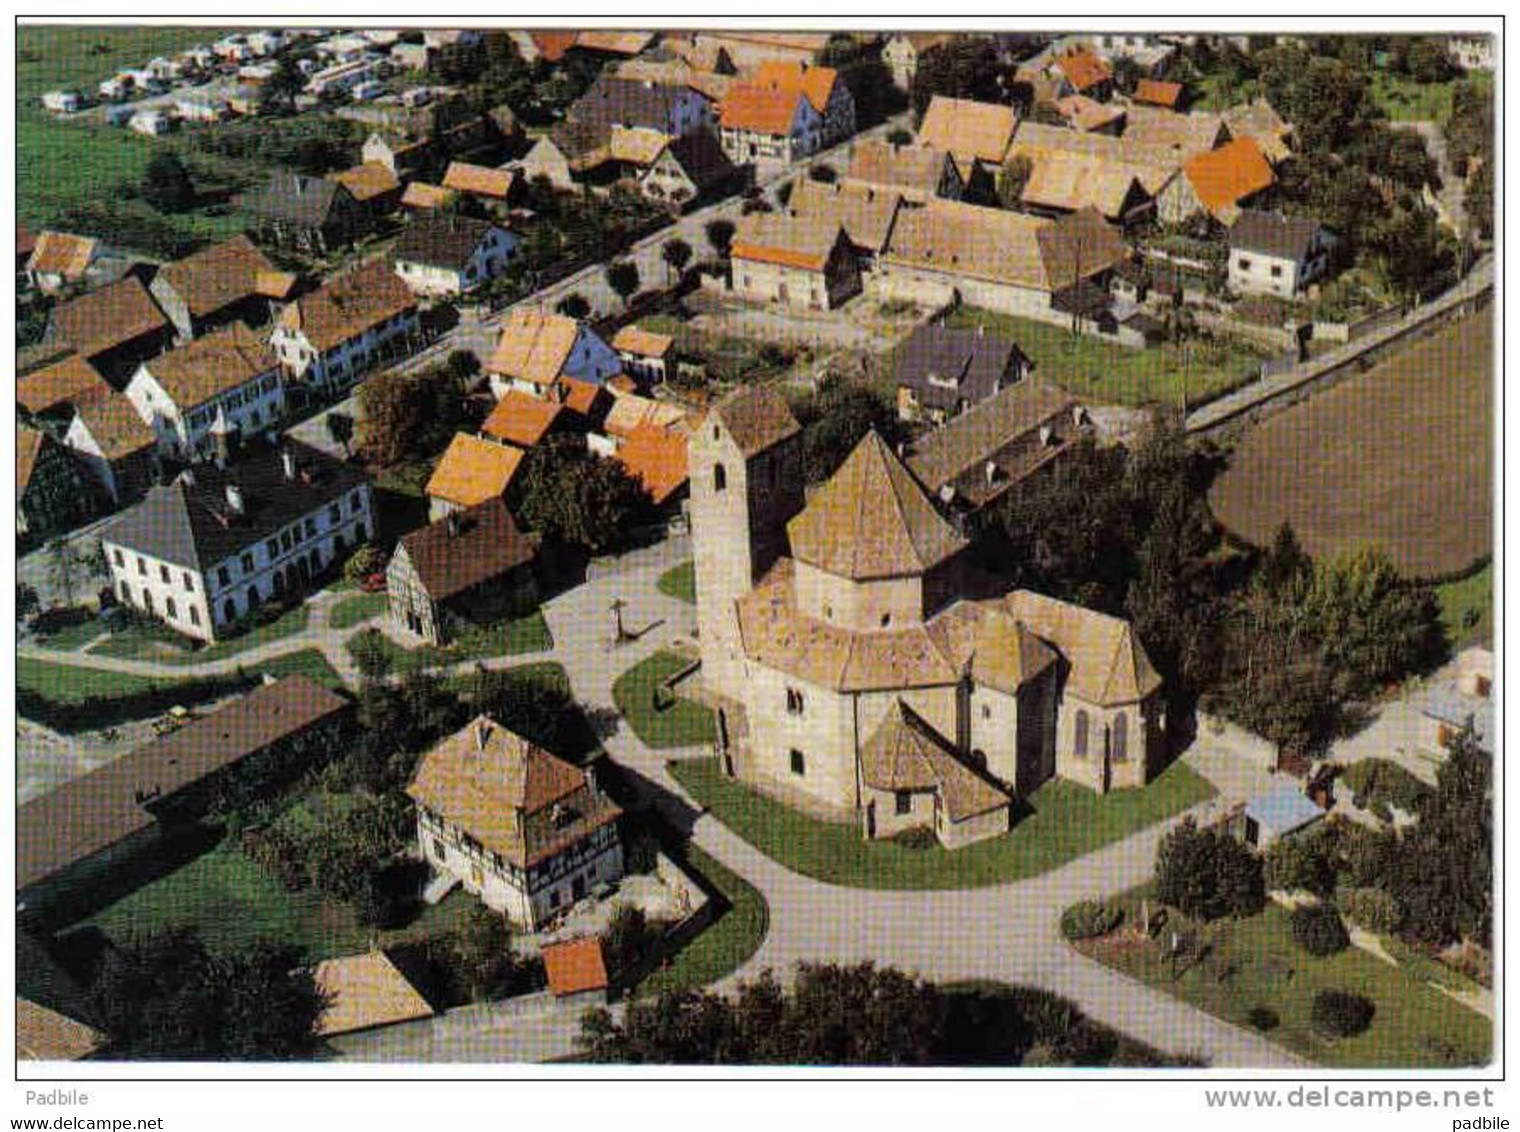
[
  {"left": 242, "top": 173, "right": 352, "bottom": 229},
  {"left": 662, "top": 128, "right": 734, "bottom": 189},
  {"left": 1228, "top": 209, "right": 1325, "bottom": 260},
  {"left": 393, "top": 213, "right": 502, "bottom": 271},
  {"left": 573, "top": 74, "right": 687, "bottom": 133},
  {"left": 100, "top": 438, "right": 369, "bottom": 570},
  {"left": 892, "top": 323, "right": 1028, "bottom": 413}
]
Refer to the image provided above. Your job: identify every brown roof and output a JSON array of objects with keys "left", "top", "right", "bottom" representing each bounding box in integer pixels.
[
  {"left": 1121, "top": 105, "right": 1227, "bottom": 162},
  {"left": 731, "top": 213, "right": 843, "bottom": 272},
  {"left": 860, "top": 700, "right": 1010, "bottom": 821},
  {"left": 1053, "top": 49, "right": 1112, "bottom": 93},
  {"left": 1134, "top": 79, "right": 1183, "bottom": 108},
  {"left": 542, "top": 937, "right": 610, "bottom": 996},
  {"left": 401, "top": 182, "right": 458, "bottom": 210},
  {"left": 610, "top": 325, "right": 674, "bottom": 359},
  {"left": 442, "top": 161, "right": 517, "bottom": 199},
  {"left": 720, "top": 83, "right": 804, "bottom": 137},
  {"left": 18, "top": 353, "right": 113, "bottom": 415},
  {"left": 1182, "top": 136, "right": 1275, "bottom": 220},
  {"left": 917, "top": 96, "right": 1018, "bottom": 169},
  {"left": 1020, "top": 153, "right": 1146, "bottom": 219},
  {"left": 313, "top": 951, "right": 434, "bottom": 1036},
  {"left": 27, "top": 231, "right": 97, "bottom": 279},
  {"left": 50, "top": 275, "right": 168, "bottom": 359},
  {"left": 1053, "top": 94, "right": 1127, "bottom": 133},
  {"left": 615, "top": 423, "right": 689, "bottom": 505},
  {"left": 1008, "top": 121, "right": 1180, "bottom": 193},
  {"left": 882, "top": 200, "right": 1124, "bottom": 293},
  {"left": 529, "top": 30, "right": 578, "bottom": 62},
  {"left": 1223, "top": 98, "right": 1292, "bottom": 164},
  {"left": 488, "top": 310, "right": 581, "bottom": 386},
  {"left": 17, "top": 999, "right": 105, "bottom": 1061},
  {"left": 70, "top": 386, "right": 158, "bottom": 461},
  {"left": 787, "top": 430, "right": 966, "bottom": 581},
  {"left": 713, "top": 384, "right": 799, "bottom": 456},
  {"left": 482, "top": 390, "right": 567, "bottom": 448},
  {"left": 424, "top": 433, "right": 525, "bottom": 508},
  {"left": 156, "top": 235, "right": 280, "bottom": 319},
  {"left": 16, "top": 427, "right": 47, "bottom": 497},
  {"left": 1002, "top": 590, "right": 1162, "bottom": 705},
  {"left": 616, "top": 57, "right": 734, "bottom": 102},
  {"left": 278, "top": 261, "right": 417, "bottom": 354},
  {"left": 406, "top": 715, "right": 622, "bottom": 868},
  {"left": 846, "top": 140, "right": 952, "bottom": 200},
  {"left": 328, "top": 161, "right": 401, "bottom": 203},
  {"left": 396, "top": 497, "right": 537, "bottom": 603},
  {"left": 907, "top": 377, "right": 1080, "bottom": 506},
  {"left": 572, "top": 30, "right": 657, "bottom": 56},
  {"left": 966, "top": 607, "right": 1059, "bottom": 695},
  {"left": 17, "top": 676, "right": 347, "bottom": 892},
  {"left": 140, "top": 321, "right": 277, "bottom": 409},
  {"left": 602, "top": 391, "right": 686, "bottom": 439},
  {"left": 608, "top": 125, "right": 670, "bottom": 167},
  {"left": 786, "top": 178, "right": 904, "bottom": 254}
]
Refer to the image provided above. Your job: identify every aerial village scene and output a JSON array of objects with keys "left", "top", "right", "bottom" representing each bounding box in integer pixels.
[{"left": 12, "top": 23, "right": 1495, "bottom": 1070}]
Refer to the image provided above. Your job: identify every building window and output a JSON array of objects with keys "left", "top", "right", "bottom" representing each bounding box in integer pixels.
[
  {"left": 1270, "top": 265, "right": 1283, "bottom": 278},
  {"left": 785, "top": 687, "right": 804, "bottom": 715},
  {"left": 895, "top": 790, "right": 912, "bottom": 815},
  {"left": 242, "top": 552, "right": 254, "bottom": 574},
  {"left": 218, "top": 566, "right": 230, "bottom": 587},
  {"left": 329, "top": 503, "right": 341, "bottom": 524},
  {"left": 1112, "top": 712, "right": 1128, "bottom": 763},
  {"left": 981, "top": 703, "right": 991, "bottom": 721},
  {"left": 305, "top": 518, "right": 317, "bottom": 538},
  {"left": 166, "top": 596, "right": 177, "bottom": 619},
  {"left": 137, "top": 556, "right": 146, "bottom": 576},
  {"left": 432, "top": 837, "right": 446, "bottom": 860},
  {"left": 281, "top": 531, "right": 293, "bottom": 552},
  {"left": 355, "top": 521, "right": 367, "bottom": 543},
  {"left": 113, "top": 548, "right": 124, "bottom": 567},
  {"left": 160, "top": 564, "right": 170, "bottom": 583},
  {"left": 1237, "top": 257, "right": 1252, "bottom": 271},
  {"left": 189, "top": 606, "right": 200, "bottom": 626},
  {"left": 183, "top": 571, "right": 194, "bottom": 591},
  {"left": 266, "top": 538, "right": 279, "bottom": 559},
  {"left": 714, "top": 463, "right": 727, "bottom": 492},
  {"left": 223, "top": 598, "right": 237, "bottom": 622},
  {"left": 1074, "top": 710, "right": 1089, "bottom": 758},
  {"left": 789, "top": 749, "right": 805, "bottom": 776},
  {"left": 350, "top": 490, "right": 363, "bottom": 513}
]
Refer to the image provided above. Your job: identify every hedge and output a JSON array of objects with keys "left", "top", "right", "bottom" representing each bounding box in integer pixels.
[
  {"left": 1291, "top": 904, "right": 1351, "bottom": 957},
  {"left": 1060, "top": 901, "right": 1124, "bottom": 941},
  {"left": 1342, "top": 887, "right": 1404, "bottom": 935},
  {"left": 1311, "top": 989, "right": 1375, "bottom": 1038}
]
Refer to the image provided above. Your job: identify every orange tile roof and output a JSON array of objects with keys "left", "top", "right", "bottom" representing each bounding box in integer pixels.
[
  {"left": 719, "top": 82, "right": 801, "bottom": 136},
  {"left": 752, "top": 60, "right": 837, "bottom": 114},
  {"left": 1054, "top": 94, "right": 1126, "bottom": 133},
  {"left": 425, "top": 433, "right": 525, "bottom": 508},
  {"left": 573, "top": 30, "right": 656, "bottom": 56},
  {"left": 488, "top": 310, "right": 581, "bottom": 386},
  {"left": 441, "top": 161, "right": 517, "bottom": 199},
  {"left": 313, "top": 951, "right": 434, "bottom": 1037},
  {"left": 530, "top": 30, "right": 578, "bottom": 62},
  {"left": 610, "top": 324, "right": 674, "bottom": 358},
  {"left": 542, "top": 937, "right": 609, "bottom": 996},
  {"left": 27, "top": 231, "right": 97, "bottom": 280},
  {"left": 615, "top": 422, "right": 689, "bottom": 504},
  {"left": 731, "top": 213, "right": 841, "bottom": 272},
  {"left": 917, "top": 96, "right": 1019, "bottom": 167},
  {"left": 328, "top": 161, "right": 400, "bottom": 203},
  {"left": 401, "top": 182, "right": 458, "bottom": 210},
  {"left": 18, "top": 353, "right": 113, "bottom": 415},
  {"left": 1134, "top": 79, "right": 1183, "bottom": 108},
  {"left": 1183, "top": 136, "right": 1275, "bottom": 218},
  {"left": 1055, "top": 49, "right": 1112, "bottom": 93},
  {"left": 482, "top": 390, "right": 566, "bottom": 448},
  {"left": 556, "top": 376, "right": 607, "bottom": 417}
]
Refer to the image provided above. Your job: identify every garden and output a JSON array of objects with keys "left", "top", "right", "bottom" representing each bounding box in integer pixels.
[{"left": 345, "top": 609, "right": 553, "bottom": 679}]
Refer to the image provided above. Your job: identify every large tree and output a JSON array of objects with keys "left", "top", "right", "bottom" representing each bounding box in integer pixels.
[
  {"left": 511, "top": 435, "right": 653, "bottom": 553},
  {"left": 788, "top": 376, "right": 901, "bottom": 485},
  {"left": 141, "top": 152, "right": 196, "bottom": 214},
  {"left": 910, "top": 38, "right": 1002, "bottom": 118}
]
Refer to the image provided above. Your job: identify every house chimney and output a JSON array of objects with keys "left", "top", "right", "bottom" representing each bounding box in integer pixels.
[
  {"left": 281, "top": 447, "right": 297, "bottom": 481},
  {"left": 984, "top": 460, "right": 998, "bottom": 486},
  {"left": 446, "top": 510, "right": 461, "bottom": 537},
  {"left": 225, "top": 482, "right": 246, "bottom": 515},
  {"left": 474, "top": 719, "right": 491, "bottom": 751},
  {"left": 1039, "top": 424, "right": 1054, "bottom": 446}
]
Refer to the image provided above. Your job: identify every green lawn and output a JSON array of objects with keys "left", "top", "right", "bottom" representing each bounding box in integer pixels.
[
  {"left": 656, "top": 560, "right": 696, "bottom": 605},
  {"left": 329, "top": 590, "right": 389, "bottom": 630},
  {"left": 82, "top": 837, "right": 478, "bottom": 963},
  {"left": 941, "top": 307, "right": 1264, "bottom": 409},
  {"left": 1078, "top": 889, "right": 1491, "bottom": 1068},
  {"left": 18, "top": 656, "right": 200, "bottom": 703},
  {"left": 612, "top": 650, "right": 715, "bottom": 748},
  {"left": 32, "top": 616, "right": 106, "bottom": 652},
  {"left": 345, "top": 611, "right": 553, "bottom": 676},
  {"left": 247, "top": 649, "right": 347, "bottom": 691},
  {"left": 88, "top": 603, "right": 312, "bottom": 665},
  {"left": 670, "top": 757, "right": 1215, "bottom": 890},
  {"left": 1437, "top": 562, "right": 1492, "bottom": 648},
  {"left": 1370, "top": 70, "right": 1491, "bottom": 122},
  {"left": 636, "top": 844, "right": 769, "bottom": 998}
]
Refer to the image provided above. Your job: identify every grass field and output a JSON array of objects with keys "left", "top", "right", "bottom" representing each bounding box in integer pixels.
[
  {"left": 345, "top": 611, "right": 553, "bottom": 676},
  {"left": 329, "top": 590, "right": 389, "bottom": 630},
  {"left": 635, "top": 844, "right": 768, "bottom": 998},
  {"left": 656, "top": 561, "right": 696, "bottom": 605},
  {"left": 89, "top": 603, "right": 312, "bottom": 665},
  {"left": 612, "top": 651, "right": 715, "bottom": 748},
  {"left": 83, "top": 838, "right": 478, "bottom": 963},
  {"left": 245, "top": 649, "right": 346, "bottom": 691},
  {"left": 1078, "top": 889, "right": 1491, "bottom": 1068},
  {"left": 1370, "top": 70, "right": 1492, "bottom": 122},
  {"left": 941, "top": 307, "right": 1265, "bottom": 409},
  {"left": 18, "top": 655, "right": 199, "bottom": 703},
  {"left": 1210, "top": 309, "right": 1492, "bottom": 580},
  {"left": 1437, "top": 562, "right": 1493, "bottom": 648},
  {"left": 670, "top": 757, "right": 1214, "bottom": 890}
]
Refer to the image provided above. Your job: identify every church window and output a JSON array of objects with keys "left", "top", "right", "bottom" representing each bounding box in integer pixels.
[
  {"left": 1113, "top": 712, "right": 1129, "bottom": 763},
  {"left": 1074, "top": 710, "right": 1090, "bottom": 757},
  {"left": 785, "top": 687, "right": 804, "bottom": 715},
  {"left": 714, "top": 463, "right": 727, "bottom": 492},
  {"left": 789, "top": 749, "right": 806, "bottom": 776}
]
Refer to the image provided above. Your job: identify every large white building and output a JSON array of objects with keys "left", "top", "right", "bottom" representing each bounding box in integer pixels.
[
  {"left": 408, "top": 715, "right": 624, "bottom": 928},
  {"left": 1227, "top": 209, "right": 1336, "bottom": 299},
  {"left": 99, "top": 441, "right": 374, "bottom": 643},
  {"left": 270, "top": 260, "right": 420, "bottom": 393},
  {"left": 124, "top": 322, "right": 286, "bottom": 461}
]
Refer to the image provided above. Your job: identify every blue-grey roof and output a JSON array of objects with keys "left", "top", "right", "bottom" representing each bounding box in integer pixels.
[
  {"left": 1245, "top": 781, "right": 1325, "bottom": 835},
  {"left": 1420, "top": 690, "right": 1494, "bottom": 753}
]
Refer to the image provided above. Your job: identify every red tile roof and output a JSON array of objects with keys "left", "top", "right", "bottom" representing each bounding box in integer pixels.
[
  {"left": 1183, "top": 136, "right": 1275, "bottom": 217},
  {"left": 1055, "top": 49, "right": 1112, "bottom": 93},
  {"left": 542, "top": 937, "right": 609, "bottom": 996},
  {"left": 482, "top": 390, "right": 567, "bottom": 448},
  {"left": 615, "top": 422, "right": 689, "bottom": 505},
  {"left": 1134, "top": 79, "right": 1183, "bottom": 108}
]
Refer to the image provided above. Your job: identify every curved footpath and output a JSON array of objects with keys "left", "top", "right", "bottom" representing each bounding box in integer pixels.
[{"left": 24, "top": 544, "right": 1304, "bottom": 1067}]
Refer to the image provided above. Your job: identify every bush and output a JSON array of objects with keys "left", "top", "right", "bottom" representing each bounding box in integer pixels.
[
  {"left": 1060, "top": 901, "right": 1123, "bottom": 941},
  {"left": 1155, "top": 818, "right": 1265, "bottom": 921},
  {"left": 1291, "top": 904, "right": 1350, "bottom": 957},
  {"left": 1342, "top": 887, "right": 1404, "bottom": 935},
  {"left": 343, "top": 544, "right": 387, "bottom": 585},
  {"left": 1340, "top": 758, "right": 1432, "bottom": 817},
  {"left": 1264, "top": 833, "right": 1337, "bottom": 897},
  {"left": 891, "top": 826, "right": 939, "bottom": 851},
  {"left": 1310, "top": 989, "right": 1375, "bottom": 1038},
  {"left": 1246, "top": 1005, "right": 1280, "bottom": 1032}
]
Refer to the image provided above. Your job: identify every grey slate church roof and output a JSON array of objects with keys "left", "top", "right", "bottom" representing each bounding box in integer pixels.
[{"left": 100, "top": 439, "right": 368, "bottom": 571}]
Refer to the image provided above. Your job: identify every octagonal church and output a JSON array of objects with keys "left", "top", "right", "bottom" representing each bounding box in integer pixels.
[{"left": 690, "top": 386, "right": 1164, "bottom": 849}]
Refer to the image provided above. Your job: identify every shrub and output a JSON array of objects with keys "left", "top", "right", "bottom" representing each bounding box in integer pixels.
[
  {"left": 1310, "top": 990, "right": 1375, "bottom": 1038},
  {"left": 1246, "top": 1006, "right": 1280, "bottom": 1032},
  {"left": 1342, "top": 887, "right": 1404, "bottom": 935},
  {"left": 1264, "top": 833, "right": 1337, "bottom": 897},
  {"left": 1291, "top": 904, "right": 1350, "bottom": 957},
  {"left": 891, "top": 826, "right": 939, "bottom": 851},
  {"left": 348, "top": 630, "right": 393, "bottom": 680},
  {"left": 343, "top": 544, "right": 387, "bottom": 585},
  {"left": 1155, "top": 818, "right": 1265, "bottom": 921},
  {"left": 1060, "top": 901, "right": 1123, "bottom": 941}
]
